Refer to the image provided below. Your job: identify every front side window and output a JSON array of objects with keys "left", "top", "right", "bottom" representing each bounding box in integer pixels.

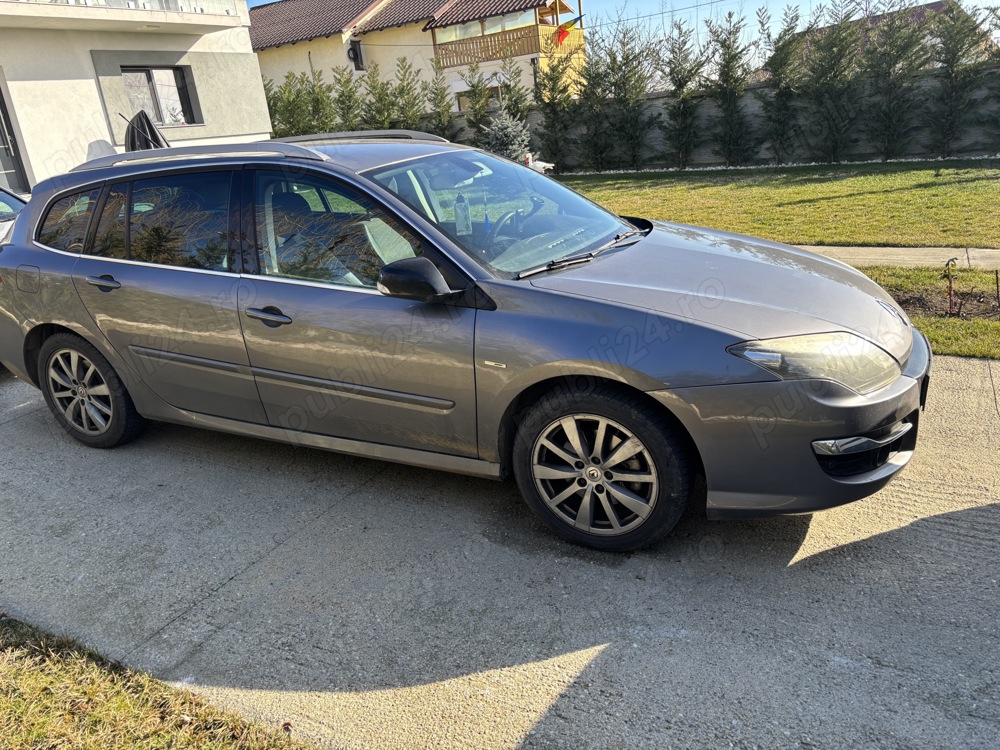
[
  {"left": 362, "top": 151, "right": 629, "bottom": 278},
  {"left": 254, "top": 170, "right": 421, "bottom": 288},
  {"left": 37, "top": 189, "right": 101, "bottom": 252},
  {"left": 122, "top": 67, "right": 195, "bottom": 126},
  {"left": 89, "top": 173, "right": 231, "bottom": 271}
]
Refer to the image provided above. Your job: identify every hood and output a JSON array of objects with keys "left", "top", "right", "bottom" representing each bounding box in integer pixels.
[{"left": 529, "top": 222, "right": 913, "bottom": 364}]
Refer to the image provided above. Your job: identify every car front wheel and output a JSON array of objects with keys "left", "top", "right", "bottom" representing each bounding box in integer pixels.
[
  {"left": 513, "top": 386, "right": 693, "bottom": 552},
  {"left": 38, "top": 333, "right": 146, "bottom": 448}
]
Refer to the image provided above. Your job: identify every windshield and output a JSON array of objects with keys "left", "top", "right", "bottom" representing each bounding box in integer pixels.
[{"left": 362, "top": 151, "right": 631, "bottom": 277}]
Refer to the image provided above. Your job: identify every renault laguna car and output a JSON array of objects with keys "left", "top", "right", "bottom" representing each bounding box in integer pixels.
[{"left": 0, "top": 133, "right": 930, "bottom": 551}]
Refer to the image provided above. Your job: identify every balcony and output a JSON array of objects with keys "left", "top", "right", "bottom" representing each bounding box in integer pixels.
[
  {"left": 434, "top": 24, "right": 585, "bottom": 69},
  {"left": 0, "top": 0, "right": 244, "bottom": 34}
]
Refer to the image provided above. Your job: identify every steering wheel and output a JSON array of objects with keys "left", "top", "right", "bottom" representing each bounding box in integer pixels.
[{"left": 487, "top": 210, "right": 519, "bottom": 248}]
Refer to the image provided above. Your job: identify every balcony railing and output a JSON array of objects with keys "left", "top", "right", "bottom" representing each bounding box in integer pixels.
[
  {"left": 435, "top": 25, "right": 584, "bottom": 68},
  {"left": 0, "top": 0, "right": 238, "bottom": 16}
]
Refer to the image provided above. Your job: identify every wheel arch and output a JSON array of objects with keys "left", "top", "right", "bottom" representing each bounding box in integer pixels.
[
  {"left": 22, "top": 323, "right": 81, "bottom": 387},
  {"left": 496, "top": 375, "right": 705, "bottom": 486}
]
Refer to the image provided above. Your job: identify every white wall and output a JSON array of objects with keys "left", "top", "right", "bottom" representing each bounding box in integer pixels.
[{"left": 0, "top": 23, "right": 271, "bottom": 186}]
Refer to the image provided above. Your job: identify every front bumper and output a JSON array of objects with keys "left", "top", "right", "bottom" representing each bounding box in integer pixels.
[{"left": 650, "top": 326, "right": 932, "bottom": 518}]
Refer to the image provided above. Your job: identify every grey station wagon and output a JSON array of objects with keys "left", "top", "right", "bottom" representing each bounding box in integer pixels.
[{"left": 0, "top": 134, "right": 930, "bottom": 551}]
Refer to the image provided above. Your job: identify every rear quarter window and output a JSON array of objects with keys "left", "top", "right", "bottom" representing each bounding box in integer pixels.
[{"left": 37, "top": 189, "right": 101, "bottom": 252}]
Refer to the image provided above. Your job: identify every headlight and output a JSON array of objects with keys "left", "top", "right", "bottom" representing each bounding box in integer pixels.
[{"left": 729, "top": 332, "right": 901, "bottom": 394}]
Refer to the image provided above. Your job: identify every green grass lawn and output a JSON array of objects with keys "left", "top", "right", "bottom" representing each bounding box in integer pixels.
[
  {"left": 560, "top": 160, "right": 1000, "bottom": 249},
  {"left": 860, "top": 266, "right": 1000, "bottom": 359},
  {"left": 0, "top": 615, "right": 309, "bottom": 750}
]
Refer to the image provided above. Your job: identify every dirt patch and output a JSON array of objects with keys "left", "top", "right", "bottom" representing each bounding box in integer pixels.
[{"left": 892, "top": 288, "right": 1000, "bottom": 321}]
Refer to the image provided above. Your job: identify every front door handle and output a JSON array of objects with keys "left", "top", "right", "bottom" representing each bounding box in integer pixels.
[
  {"left": 246, "top": 307, "right": 293, "bottom": 327},
  {"left": 85, "top": 275, "right": 121, "bottom": 291}
]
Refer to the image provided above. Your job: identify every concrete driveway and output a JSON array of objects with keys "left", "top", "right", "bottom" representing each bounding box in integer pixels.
[{"left": 1, "top": 357, "right": 998, "bottom": 749}]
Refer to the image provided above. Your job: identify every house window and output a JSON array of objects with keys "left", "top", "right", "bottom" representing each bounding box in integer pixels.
[
  {"left": 475, "top": 11, "right": 536, "bottom": 38},
  {"left": 483, "top": 16, "right": 504, "bottom": 35},
  {"left": 348, "top": 40, "right": 365, "bottom": 71},
  {"left": 505, "top": 10, "right": 535, "bottom": 30},
  {"left": 456, "top": 21, "right": 483, "bottom": 40},
  {"left": 122, "top": 67, "right": 195, "bottom": 126}
]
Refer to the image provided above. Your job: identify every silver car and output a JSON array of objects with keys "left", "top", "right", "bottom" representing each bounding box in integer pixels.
[{"left": 0, "top": 135, "right": 930, "bottom": 551}]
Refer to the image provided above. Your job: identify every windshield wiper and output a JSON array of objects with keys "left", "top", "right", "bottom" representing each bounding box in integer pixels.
[
  {"left": 517, "top": 251, "right": 597, "bottom": 279},
  {"left": 516, "top": 228, "right": 649, "bottom": 280},
  {"left": 592, "top": 228, "right": 648, "bottom": 254}
]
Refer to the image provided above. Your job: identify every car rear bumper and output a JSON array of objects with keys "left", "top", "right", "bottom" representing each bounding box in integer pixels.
[{"left": 649, "top": 327, "right": 931, "bottom": 518}]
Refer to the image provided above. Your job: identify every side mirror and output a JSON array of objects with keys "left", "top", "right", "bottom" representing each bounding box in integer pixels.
[{"left": 377, "top": 256, "right": 455, "bottom": 303}]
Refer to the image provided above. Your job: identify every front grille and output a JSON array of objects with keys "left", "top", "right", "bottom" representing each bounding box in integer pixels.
[{"left": 814, "top": 411, "right": 918, "bottom": 478}]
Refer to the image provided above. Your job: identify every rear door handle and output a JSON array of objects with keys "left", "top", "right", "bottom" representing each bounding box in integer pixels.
[
  {"left": 246, "top": 307, "right": 293, "bottom": 326},
  {"left": 85, "top": 275, "right": 121, "bottom": 290}
]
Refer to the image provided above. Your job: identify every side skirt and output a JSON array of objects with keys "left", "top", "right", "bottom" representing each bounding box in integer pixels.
[{"left": 152, "top": 407, "right": 503, "bottom": 481}]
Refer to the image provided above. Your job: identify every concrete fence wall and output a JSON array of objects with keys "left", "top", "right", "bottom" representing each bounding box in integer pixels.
[{"left": 496, "top": 65, "right": 1000, "bottom": 170}]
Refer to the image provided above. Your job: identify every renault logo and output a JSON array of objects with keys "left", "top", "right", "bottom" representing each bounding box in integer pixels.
[{"left": 878, "top": 299, "right": 907, "bottom": 324}]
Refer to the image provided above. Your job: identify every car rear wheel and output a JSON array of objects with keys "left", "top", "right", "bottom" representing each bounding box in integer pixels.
[
  {"left": 513, "top": 386, "right": 693, "bottom": 552},
  {"left": 38, "top": 333, "right": 145, "bottom": 448}
]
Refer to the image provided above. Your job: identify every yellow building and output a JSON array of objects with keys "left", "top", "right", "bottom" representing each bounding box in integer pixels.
[{"left": 250, "top": 0, "right": 584, "bottom": 110}]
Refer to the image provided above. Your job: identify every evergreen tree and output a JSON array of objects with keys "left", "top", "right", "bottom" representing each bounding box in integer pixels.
[
  {"left": 422, "top": 60, "right": 463, "bottom": 141},
  {"left": 361, "top": 62, "right": 397, "bottom": 130},
  {"left": 601, "top": 20, "right": 660, "bottom": 169},
  {"left": 925, "top": 0, "right": 990, "bottom": 157},
  {"left": 533, "top": 41, "right": 578, "bottom": 172},
  {"left": 497, "top": 53, "right": 532, "bottom": 122},
  {"left": 393, "top": 57, "right": 425, "bottom": 130},
  {"left": 460, "top": 62, "right": 495, "bottom": 146},
  {"left": 578, "top": 48, "right": 614, "bottom": 171},
  {"left": 263, "top": 70, "right": 337, "bottom": 138},
  {"left": 330, "top": 66, "right": 363, "bottom": 132},
  {"left": 756, "top": 6, "right": 805, "bottom": 164},
  {"left": 659, "top": 19, "right": 706, "bottom": 169},
  {"left": 861, "top": 0, "right": 931, "bottom": 161},
  {"left": 990, "top": 9, "right": 1000, "bottom": 151},
  {"left": 481, "top": 110, "right": 532, "bottom": 161},
  {"left": 705, "top": 12, "right": 758, "bottom": 166},
  {"left": 801, "top": 1, "right": 864, "bottom": 162}
]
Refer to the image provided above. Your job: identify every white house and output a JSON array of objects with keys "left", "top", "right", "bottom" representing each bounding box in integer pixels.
[{"left": 0, "top": 0, "right": 272, "bottom": 191}]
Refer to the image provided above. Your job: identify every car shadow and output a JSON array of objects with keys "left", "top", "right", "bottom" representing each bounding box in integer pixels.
[{"left": 2, "top": 398, "right": 997, "bottom": 748}]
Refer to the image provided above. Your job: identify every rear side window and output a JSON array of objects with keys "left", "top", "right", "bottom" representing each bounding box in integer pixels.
[
  {"left": 130, "top": 172, "right": 231, "bottom": 271},
  {"left": 88, "top": 172, "right": 232, "bottom": 272},
  {"left": 38, "top": 189, "right": 101, "bottom": 252}
]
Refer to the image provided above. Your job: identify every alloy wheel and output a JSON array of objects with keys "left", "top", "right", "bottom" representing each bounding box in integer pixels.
[
  {"left": 531, "top": 414, "right": 659, "bottom": 537},
  {"left": 46, "top": 348, "right": 114, "bottom": 436}
]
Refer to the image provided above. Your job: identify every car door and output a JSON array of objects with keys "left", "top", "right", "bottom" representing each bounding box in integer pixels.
[
  {"left": 238, "top": 168, "right": 478, "bottom": 457},
  {"left": 71, "top": 169, "right": 267, "bottom": 424}
]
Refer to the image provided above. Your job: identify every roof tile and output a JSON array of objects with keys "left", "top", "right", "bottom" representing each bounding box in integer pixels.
[
  {"left": 425, "top": 0, "right": 549, "bottom": 30},
  {"left": 355, "top": 0, "right": 444, "bottom": 34},
  {"left": 249, "top": 0, "right": 378, "bottom": 50}
]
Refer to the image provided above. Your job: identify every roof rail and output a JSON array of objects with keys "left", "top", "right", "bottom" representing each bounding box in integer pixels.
[
  {"left": 70, "top": 142, "right": 328, "bottom": 172},
  {"left": 276, "top": 130, "right": 450, "bottom": 144}
]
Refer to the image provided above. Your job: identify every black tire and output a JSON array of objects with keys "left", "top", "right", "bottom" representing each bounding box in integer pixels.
[
  {"left": 513, "top": 385, "right": 692, "bottom": 552},
  {"left": 38, "top": 333, "right": 146, "bottom": 449}
]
